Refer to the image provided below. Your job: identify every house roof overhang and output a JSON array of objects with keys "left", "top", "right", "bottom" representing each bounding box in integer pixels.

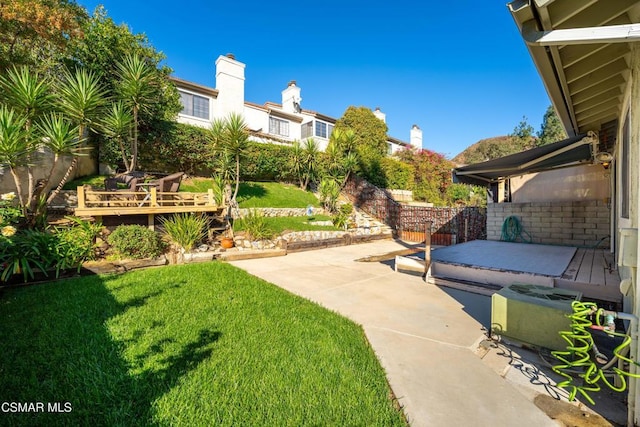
[
  {"left": 453, "top": 132, "right": 596, "bottom": 186},
  {"left": 507, "top": 0, "right": 640, "bottom": 138},
  {"left": 169, "top": 77, "right": 219, "bottom": 98}
]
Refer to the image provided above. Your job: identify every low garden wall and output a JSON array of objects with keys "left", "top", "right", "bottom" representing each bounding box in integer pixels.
[
  {"left": 233, "top": 224, "right": 392, "bottom": 251},
  {"left": 232, "top": 207, "right": 327, "bottom": 218},
  {"left": 487, "top": 200, "right": 610, "bottom": 247}
]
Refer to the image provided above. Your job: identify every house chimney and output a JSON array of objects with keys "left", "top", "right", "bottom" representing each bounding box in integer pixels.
[
  {"left": 373, "top": 107, "right": 386, "bottom": 123},
  {"left": 410, "top": 124, "right": 423, "bottom": 148},
  {"left": 215, "top": 53, "right": 245, "bottom": 116},
  {"left": 282, "top": 80, "right": 302, "bottom": 113}
]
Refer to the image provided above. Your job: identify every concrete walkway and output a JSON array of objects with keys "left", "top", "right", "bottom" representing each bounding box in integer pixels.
[{"left": 229, "top": 239, "right": 562, "bottom": 426}]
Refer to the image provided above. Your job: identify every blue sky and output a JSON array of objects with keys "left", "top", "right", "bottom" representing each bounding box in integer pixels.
[{"left": 80, "top": 1, "right": 551, "bottom": 159}]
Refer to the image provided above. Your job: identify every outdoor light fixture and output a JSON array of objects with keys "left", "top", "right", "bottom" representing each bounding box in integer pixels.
[{"left": 595, "top": 151, "right": 613, "bottom": 169}]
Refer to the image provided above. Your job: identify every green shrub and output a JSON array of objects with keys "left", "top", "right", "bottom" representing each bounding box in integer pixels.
[
  {"left": 161, "top": 213, "right": 209, "bottom": 251},
  {"left": 241, "top": 142, "right": 296, "bottom": 181},
  {"left": 332, "top": 203, "right": 353, "bottom": 230},
  {"left": 54, "top": 217, "right": 103, "bottom": 271},
  {"left": 0, "top": 229, "right": 58, "bottom": 282},
  {"left": 107, "top": 225, "right": 164, "bottom": 259},
  {"left": 319, "top": 178, "right": 340, "bottom": 213},
  {"left": 379, "top": 157, "right": 415, "bottom": 190},
  {"left": 0, "top": 192, "right": 23, "bottom": 228},
  {"left": 239, "top": 209, "right": 274, "bottom": 240}
]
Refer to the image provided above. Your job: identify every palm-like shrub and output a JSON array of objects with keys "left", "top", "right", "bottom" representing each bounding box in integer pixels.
[
  {"left": 161, "top": 213, "right": 209, "bottom": 252},
  {"left": 239, "top": 209, "right": 274, "bottom": 241}
]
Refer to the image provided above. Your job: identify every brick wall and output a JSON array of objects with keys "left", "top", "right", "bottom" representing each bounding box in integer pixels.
[{"left": 487, "top": 200, "right": 611, "bottom": 248}]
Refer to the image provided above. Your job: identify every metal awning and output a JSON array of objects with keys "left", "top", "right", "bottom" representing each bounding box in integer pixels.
[
  {"left": 453, "top": 133, "right": 596, "bottom": 186},
  {"left": 507, "top": 0, "right": 640, "bottom": 138}
]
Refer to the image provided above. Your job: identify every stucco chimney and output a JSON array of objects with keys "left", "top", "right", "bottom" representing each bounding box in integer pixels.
[
  {"left": 282, "top": 80, "right": 302, "bottom": 113},
  {"left": 410, "top": 124, "right": 423, "bottom": 148},
  {"left": 215, "top": 53, "right": 245, "bottom": 116},
  {"left": 373, "top": 107, "right": 386, "bottom": 123}
]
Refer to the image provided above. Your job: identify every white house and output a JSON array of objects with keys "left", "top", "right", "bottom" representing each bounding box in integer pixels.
[
  {"left": 170, "top": 53, "right": 421, "bottom": 153},
  {"left": 506, "top": 1, "right": 640, "bottom": 424}
]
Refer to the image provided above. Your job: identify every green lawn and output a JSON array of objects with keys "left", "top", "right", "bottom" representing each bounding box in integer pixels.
[
  {"left": 234, "top": 215, "right": 340, "bottom": 234},
  {"left": 0, "top": 263, "right": 405, "bottom": 426},
  {"left": 181, "top": 178, "right": 320, "bottom": 208}
]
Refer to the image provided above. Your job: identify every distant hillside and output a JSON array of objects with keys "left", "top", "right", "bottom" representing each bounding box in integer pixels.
[{"left": 452, "top": 136, "right": 525, "bottom": 166}]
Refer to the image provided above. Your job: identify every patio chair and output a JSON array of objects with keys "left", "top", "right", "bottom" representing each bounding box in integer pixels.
[
  {"left": 157, "top": 172, "right": 185, "bottom": 192},
  {"left": 103, "top": 174, "right": 140, "bottom": 207},
  {"left": 145, "top": 172, "right": 185, "bottom": 205},
  {"left": 104, "top": 174, "right": 139, "bottom": 192}
]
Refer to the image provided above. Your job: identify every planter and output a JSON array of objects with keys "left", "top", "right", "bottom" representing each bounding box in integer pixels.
[{"left": 220, "top": 237, "right": 234, "bottom": 249}]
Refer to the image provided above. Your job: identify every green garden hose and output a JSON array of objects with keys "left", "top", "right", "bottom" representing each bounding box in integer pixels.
[
  {"left": 500, "top": 216, "right": 532, "bottom": 243},
  {"left": 552, "top": 301, "right": 640, "bottom": 405}
]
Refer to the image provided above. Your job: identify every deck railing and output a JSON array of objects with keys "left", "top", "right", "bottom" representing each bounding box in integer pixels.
[{"left": 75, "top": 186, "right": 224, "bottom": 217}]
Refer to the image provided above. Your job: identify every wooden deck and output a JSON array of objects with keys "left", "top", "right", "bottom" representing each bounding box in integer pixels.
[
  {"left": 555, "top": 248, "right": 621, "bottom": 307},
  {"left": 424, "top": 241, "right": 622, "bottom": 308},
  {"left": 74, "top": 186, "right": 225, "bottom": 229}
]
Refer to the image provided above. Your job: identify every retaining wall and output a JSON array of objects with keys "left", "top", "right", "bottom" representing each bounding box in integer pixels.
[{"left": 487, "top": 200, "right": 611, "bottom": 247}]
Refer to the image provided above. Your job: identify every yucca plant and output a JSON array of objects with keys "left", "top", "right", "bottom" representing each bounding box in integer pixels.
[
  {"left": 239, "top": 209, "right": 274, "bottom": 241},
  {"left": 116, "top": 53, "right": 157, "bottom": 172},
  {"left": 52, "top": 67, "right": 107, "bottom": 202},
  {"left": 101, "top": 101, "right": 134, "bottom": 172},
  {"left": 161, "top": 213, "right": 209, "bottom": 252}
]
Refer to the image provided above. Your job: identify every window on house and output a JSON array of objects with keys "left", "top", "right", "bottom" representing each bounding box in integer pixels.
[
  {"left": 621, "top": 110, "right": 630, "bottom": 219},
  {"left": 269, "top": 117, "right": 289, "bottom": 137},
  {"left": 302, "top": 122, "right": 313, "bottom": 139},
  {"left": 315, "top": 121, "right": 327, "bottom": 138},
  {"left": 179, "top": 90, "right": 209, "bottom": 119}
]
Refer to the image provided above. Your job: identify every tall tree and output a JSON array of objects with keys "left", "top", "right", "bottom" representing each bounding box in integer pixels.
[
  {"left": 67, "top": 6, "right": 180, "bottom": 170},
  {"left": 0, "top": 0, "right": 87, "bottom": 74},
  {"left": 537, "top": 105, "right": 567, "bottom": 146},
  {"left": 509, "top": 116, "right": 536, "bottom": 151},
  {"left": 334, "top": 106, "right": 388, "bottom": 182}
]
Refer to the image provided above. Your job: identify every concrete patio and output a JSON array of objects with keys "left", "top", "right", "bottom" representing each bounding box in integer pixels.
[
  {"left": 397, "top": 240, "right": 622, "bottom": 307},
  {"left": 229, "top": 239, "right": 625, "bottom": 426}
]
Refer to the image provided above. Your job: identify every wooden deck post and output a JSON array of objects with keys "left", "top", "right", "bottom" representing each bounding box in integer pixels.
[
  {"left": 77, "top": 186, "right": 85, "bottom": 209},
  {"left": 425, "top": 221, "right": 432, "bottom": 275},
  {"left": 150, "top": 187, "right": 158, "bottom": 207},
  {"left": 208, "top": 189, "right": 214, "bottom": 206}
]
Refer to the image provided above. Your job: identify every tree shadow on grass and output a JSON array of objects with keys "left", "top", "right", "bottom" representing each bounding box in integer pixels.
[
  {"left": 236, "top": 182, "right": 267, "bottom": 204},
  {"left": 0, "top": 275, "right": 221, "bottom": 426}
]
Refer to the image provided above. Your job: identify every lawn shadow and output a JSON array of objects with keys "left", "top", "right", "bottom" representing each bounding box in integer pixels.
[
  {"left": 0, "top": 274, "right": 221, "bottom": 426},
  {"left": 237, "top": 181, "right": 267, "bottom": 203}
]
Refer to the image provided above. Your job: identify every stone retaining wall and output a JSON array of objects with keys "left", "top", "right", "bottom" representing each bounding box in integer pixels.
[
  {"left": 233, "top": 207, "right": 327, "bottom": 218},
  {"left": 233, "top": 224, "right": 391, "bottom": 250},
  {"left": 487, "top": 200, "right": 610, "bottom": 247}
]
